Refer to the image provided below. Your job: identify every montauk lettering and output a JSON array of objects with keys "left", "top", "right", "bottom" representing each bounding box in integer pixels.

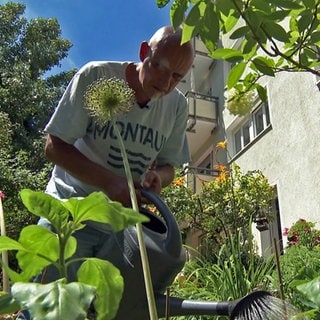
[{"left": 90, "top": 120, "right": 167, "bottom": 152}]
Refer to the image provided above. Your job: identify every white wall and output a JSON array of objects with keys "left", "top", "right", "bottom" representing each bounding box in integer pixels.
[{"left": 225, "top": 72, "right": 320, "bottom": 234}]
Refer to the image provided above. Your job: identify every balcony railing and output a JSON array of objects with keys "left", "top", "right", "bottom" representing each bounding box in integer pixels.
[{"left": 186, "top": 91, "right": 219, "bottom": 132}]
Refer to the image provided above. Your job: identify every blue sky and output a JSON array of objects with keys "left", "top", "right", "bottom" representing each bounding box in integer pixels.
[{"left": 0, "top": 0, "right": 172, "bottom": 71}]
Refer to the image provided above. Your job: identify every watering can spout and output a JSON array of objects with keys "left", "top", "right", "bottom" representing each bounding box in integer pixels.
[
  {"left": 155, "top": 294, "right": 230, "bottom": 317},
  {"left": 155, "top": 290, "right": 273, "bottom": 319}
]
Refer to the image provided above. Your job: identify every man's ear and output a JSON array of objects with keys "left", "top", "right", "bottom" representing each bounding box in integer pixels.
[{"left": 139, "top": 41, "right": 150, "bottom": 61}]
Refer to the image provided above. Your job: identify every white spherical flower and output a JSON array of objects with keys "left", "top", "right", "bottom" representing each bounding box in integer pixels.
[{"left": 84, "top": 77, "right": 135, "bottom": 125}]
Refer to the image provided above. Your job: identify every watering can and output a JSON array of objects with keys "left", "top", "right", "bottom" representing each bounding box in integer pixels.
[{"left": 103, "top": 190, "right": 277, "bottom": 320}]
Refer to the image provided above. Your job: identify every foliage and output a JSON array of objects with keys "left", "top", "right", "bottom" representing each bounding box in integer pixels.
[
  {"left": 294, "top": 276, "right": 320, "bottom": 319},
  {"left": 283, "top": 218, "right": 320, "bottom": 248},
  {"left": 0, "top": 189, "right": 149, "bottom": 320},
  {"left": 161, "top": 175, "right": 201, "bottom": 227},
  {"left": 199, "top": 163, "right": 274, "bottom": 236},
  {"left": 272, "top": 245, "right": 320, "bottom": 316},
  {"left": 169, "top": 226, "right": 275, "bottom": 320},
  {"left": 0, "top": 2, "right": 75, "bottom": 238},
  {"left": 271, "top": 219, "right": 320, "bottom": 318},
  {"left": 157, "top": 0, "right": 320, "bottom": 109}
]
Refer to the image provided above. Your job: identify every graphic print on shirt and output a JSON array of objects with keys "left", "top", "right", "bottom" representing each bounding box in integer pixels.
[{"left": 88, "top": 119, "right": 167, "bottom": 175}]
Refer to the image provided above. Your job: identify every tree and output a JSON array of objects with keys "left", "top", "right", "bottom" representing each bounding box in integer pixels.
[
  {"left": 0, "top": 2, "right": 75, "bottom": 238},
  {"left": 157, "top": 0, "right": 320, "bottom": 102}
]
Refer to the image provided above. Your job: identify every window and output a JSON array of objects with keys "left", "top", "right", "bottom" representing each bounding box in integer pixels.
[
  {"left": 232, "top": 101, "right": 270, "bottom": 155},
  {"left": 234, "top": 120, "right": 250, "bottom": 154}
]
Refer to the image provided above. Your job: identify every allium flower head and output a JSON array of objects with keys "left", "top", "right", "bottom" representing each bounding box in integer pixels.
[
  {"left": 84, "top": 77, "right": 135, "bottom": 126},
  {"left": 227, "top": 88, "right": 255, "bottom": 116}
]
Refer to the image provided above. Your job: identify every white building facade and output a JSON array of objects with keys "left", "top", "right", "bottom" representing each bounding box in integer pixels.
[{"left": 178, "top": 38, "right": 320, "bottom": 256}]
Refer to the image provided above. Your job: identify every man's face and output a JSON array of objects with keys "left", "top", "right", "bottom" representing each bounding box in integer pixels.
[{"left": 139, "top": 41, "right": 194, "bottom": 100}]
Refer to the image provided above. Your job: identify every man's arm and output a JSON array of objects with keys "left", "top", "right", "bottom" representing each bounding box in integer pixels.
[{"left": 45, "top": 134, "right": 140, "bottom": 207}]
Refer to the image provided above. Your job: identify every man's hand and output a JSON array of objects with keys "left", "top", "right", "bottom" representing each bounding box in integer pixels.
[
  {"left": 141, "top": 170, "right": 162, "bottom": 194},
  {"left": 140, "top": 164, "right": 175, "bottom": 203}
]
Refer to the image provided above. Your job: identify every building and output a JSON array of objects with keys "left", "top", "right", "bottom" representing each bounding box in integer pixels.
[{"left": 177, "top": 37, "right": 320, "bottom": 257}]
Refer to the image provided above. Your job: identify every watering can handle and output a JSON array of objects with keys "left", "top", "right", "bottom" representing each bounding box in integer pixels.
[{"left": 140, "top": 189, "right": 183, "bottom": 257}]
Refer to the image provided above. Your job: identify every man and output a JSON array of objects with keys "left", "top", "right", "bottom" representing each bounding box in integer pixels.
[
  {"left": 44, "top": 26, "right": 194, "bottom": 208},
  {"left": 36, "top": 25, "right": 194, "bottom": 283}
]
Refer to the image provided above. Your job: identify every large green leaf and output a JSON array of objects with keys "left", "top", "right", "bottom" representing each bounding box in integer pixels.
[
  {"left": 227, "top": 62, "right": 246, "bottom": 89},
  {"left": 20, "top": 189, "right": 69, "bottom": 232},
  {"left": 11, "top": 280, "right": 96, "bottom": 320},
  {"left": 77, "top": 258, "right": 124, "bottom": 320},
  {"left": 296, "top": 276, "right": 320, "bottom": 308},
  {"left": 15, "top": 225, "right": 77, "bottom": 281},
  {"left": 61, "top": 192, "right": 149, "bottom": 232}
]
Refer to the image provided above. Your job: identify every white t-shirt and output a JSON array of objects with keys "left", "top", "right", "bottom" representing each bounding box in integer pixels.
[{"left": 44, "top": 61, "right": 190, "bottom": 199}]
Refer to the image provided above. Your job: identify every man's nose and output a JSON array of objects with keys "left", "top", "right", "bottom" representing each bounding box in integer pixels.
[{"left": 158, "top": 72, "right": 172, "bottom": 92}]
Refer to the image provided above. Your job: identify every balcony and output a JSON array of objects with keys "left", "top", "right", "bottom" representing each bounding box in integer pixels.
[
  {"left": 186, "top": 91, "right": 218, "bottom": 160},
  {"left": 178, "top": 37, "right": 215, "bottom": 94}
]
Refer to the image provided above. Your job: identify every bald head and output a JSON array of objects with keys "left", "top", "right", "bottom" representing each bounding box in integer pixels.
[
  {"left": 137, "top": 26, "right": 194, "bottom": 100},
  {"left": 149, "top": 26, "right": 194, "bottom": 59}
]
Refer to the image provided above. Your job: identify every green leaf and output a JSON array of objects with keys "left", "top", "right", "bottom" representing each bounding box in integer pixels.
[
  {"left": 62, "top": 192, "right": 149, "bottom": 232},
  {"left": 309, "top": 31, "right": 320, "bottom": 45},
  {"left": 15, "top": 225, "right": 61, "bottom": 281},
  {"left": 227, "top": 62, "right": 246, "bottom": 89},
  {"left": 157, "top": 0, "right": 170, "bottom": 8},
  {"left": 215, "top": 0, "right": 234, "bottom": 17},
  {"left": 11, "top": 280, "right": 96, "bottom": 320},
  {"left": 263, "top": 21, "right": 290, "bottom": 42},
  {"left": 185, "top": 2, "right": 201, "bottom": 26},
  {"left": 230, "top": 26, "right": 250, "bottom": 40},
  {"left": 223, "top": 12, "right": 239, "bottom": 33},
  {"left": 296, "top": 276, "right": 320, "bottom": 308},
  {"left": 20, "top": 189, "right": 69, "bottom": 232},
  {"left": 252, "top": 56, "right": 275, "bottom": 76},
  {"left": 242, "top": 36, "right": 258, "bottom": 56},
  {"left": 250, "top": 0, "right": 272, "bottom": 13},
  {"left": 0, "top": 293, "right": 21, "bottom": 315},
  {"left": 267, "top": 10, "right": 291, "bottom": 21},
  {"left": 200, "top": 2, "right": 220, "bottom": 50},
  {"left": 0, "top": 236, "right": 25, "bottom": 252},
  {"left": 170, "top": 0, "right": 188, "bottom": 30},
  {"left": 256, "top": 84, "right": 267, "bottom": 101},
  {"left": 211, "top": 48, "right": 243, "bottom": 60},
  {"left": 271, "top": 0, "right": 303, "bottom": 9},
  {"left": 297, "top": 10, "right": 313, "bottom": 33},
  {"left": 78, "top": 258, "right": 124, "bottom": 320},
  {"left": 181, "top": 23, "right": 197, "bottom": 45}
]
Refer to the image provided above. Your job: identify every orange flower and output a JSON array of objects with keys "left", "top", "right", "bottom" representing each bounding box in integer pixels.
[
  {"left": 213, "top": 164, "right": 229, "bottom": 182},
  {"left": 216, "top": 170, "right": 229, "bottom": 182},
  {"left": 213, "top": 164, "right": 227, "bottom": 172},
  {"left": 172, "top": 177, "right": 184, "bottom": 187},
  {"left": 216, "top": 140, "right": 227, "bottom": 149}
]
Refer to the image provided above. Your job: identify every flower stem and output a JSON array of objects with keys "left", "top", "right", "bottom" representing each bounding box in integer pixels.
[
  {"left": 112, "top": 120, "right": 158, "bottom": 320},
  {"left": 0, "top": 197, "right": 9, "bottom": 292}
]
